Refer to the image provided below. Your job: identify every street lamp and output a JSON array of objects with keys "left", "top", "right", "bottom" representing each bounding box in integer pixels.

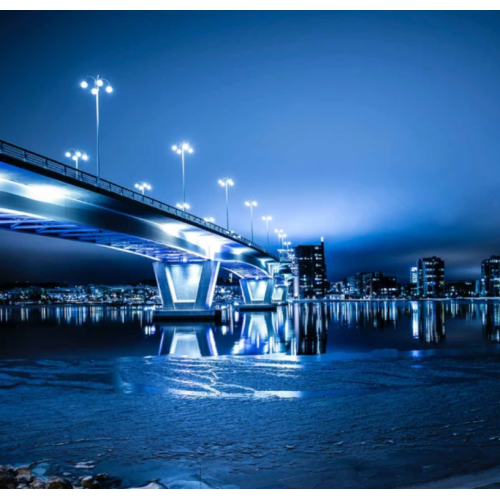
[
  {"left": 135, "top": 181, "right": 151, "bottom": 195},
  {"left": 284, "top": 241, "right": 292, "bottom": 250},
  {"left": 80, "top": 75, "right": 113, "bottom": 185},
  {"left": 262, "top": 215, "right": 272, "bottom": 251},
  {"left": 204, "top": 217, "right": 215, "bottom": 223},
  {"left": 176, "top": 202, "right": 190, "bottom": 211},
  {"left": 172, "top": 142, "right": 193, "bottom": 211},
  {"left": 245, "top": 200, "right": 258, "bottom": 241},
  {"left": 218, "top": 177, "right": 234, "bottom": 230},
  {"left": 65, "top": 149, "right": 88, "bottom": 170},
  {"left": 274, "top": 229, "right": 287, "bottom": 249}
]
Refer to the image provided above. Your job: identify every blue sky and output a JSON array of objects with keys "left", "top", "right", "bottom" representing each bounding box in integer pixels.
[{"left": 1, "top": 11, "right": 500, "bottom": 283}]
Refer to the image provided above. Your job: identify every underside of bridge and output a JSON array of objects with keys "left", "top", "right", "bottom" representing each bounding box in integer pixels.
[{"left": 0, "top": 140, "right": 285, "bottom": 316}]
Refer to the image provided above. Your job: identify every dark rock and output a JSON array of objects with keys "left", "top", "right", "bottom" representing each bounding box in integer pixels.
[
  {"left": 88, "top": 481, "right": 101, "bottom": 489},
  {"left": 46, "top": 477, "right": 73, "bottom": 489},
  {"left": 81, "top": 476, "right": 94, "bottom": 488},
  {"left": 95, "top": 473, "right": 110, "bottom": 482},
  {"left": 15, "top": 466, "right": 32, "bottom": 478},
  {"left": 0, "top": 471, "right": 16, "bottom": 489},
  {"left": 17, "top": 474, "right": 33, "bottom": 485},
  {"left": 32, "top": 479, "right": 46, "bottom": 489}
]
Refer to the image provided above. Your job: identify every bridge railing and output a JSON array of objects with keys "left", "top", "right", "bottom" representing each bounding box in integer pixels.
[{"left": 0, "top": 140, "right": 276, "bottom": 258}]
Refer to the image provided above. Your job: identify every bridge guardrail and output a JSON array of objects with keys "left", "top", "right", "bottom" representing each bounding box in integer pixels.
[{"left": 0, "top": 140, "right": 276, "bottom": 259}]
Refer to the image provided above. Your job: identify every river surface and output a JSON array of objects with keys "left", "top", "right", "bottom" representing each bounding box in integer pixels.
[{"left": 2, "top": 300, "right": 500, "bottom": 488}]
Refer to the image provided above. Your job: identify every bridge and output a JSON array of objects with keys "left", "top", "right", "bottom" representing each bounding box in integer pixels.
[{"left": 0, "top": 140, "right": 288, "bottom": 317}]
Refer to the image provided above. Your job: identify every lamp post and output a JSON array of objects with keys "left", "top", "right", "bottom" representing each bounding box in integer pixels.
[
  {"left": 80, "top": 75, "right": 113, "bottom": 185},
  {"left": 284, "top": 241, "right": 292, "bottom": 251},
  {"left": 262, "top": 215, "right": 272, "bottom": 252},
  {"left": 65, "top": 149, "right": 88, "bottom": 170},
  {"left": 245, "top": 200, "right": 258, "bottom": 241},
  {"left": 172, "top": 142, "right": 193, "bottom": 211},
  {"left": 176, "top": 202, "right": 190, "bottom": 211},
  {"left": 135, "top": 181, "right": 151, "bottom": 196},
  {"left": 274, "top": 229, "right": 287, "bottom": 249},
  {"left": 218, "top": 177, "right": 234, "bottom": 230}
]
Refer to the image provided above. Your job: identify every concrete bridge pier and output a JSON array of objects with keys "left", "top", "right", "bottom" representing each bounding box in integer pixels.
[
  {"left": 153, "top": 260, "right": 221, "bottom": 321},
  {"left": 239, "top": 278, "right": 277, "bottom": 311},
  {"left": 272, "top": 284, "right": 289, "bottom": 305}
]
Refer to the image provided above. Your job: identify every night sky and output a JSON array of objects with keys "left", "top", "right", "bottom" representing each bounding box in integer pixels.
[{"left": 1, "top": 11, "right": 500, "bottom": 284}]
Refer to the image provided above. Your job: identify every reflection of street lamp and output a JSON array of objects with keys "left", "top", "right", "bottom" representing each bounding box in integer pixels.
[
  {"left": 274, "top": 229, "right": 287, "bottom": 249},
  {"left": 245, "top": 200, "right": 257, "bottom": 241},
  {"left": 262, "top": 215, "right": 272, "bottom": 252},
  {"left": 218, "top": 177, "right": 234, "bottom": 230},
  {"left": 135, "top": 181, "right": 151, "bottom": 195},
  {"left": 65, "top": 148, "right": 88, "bottom": 170},
  {"left": 80, "top": 75, "right": 113, "bottom": 184},
  {"left": 176, "top": 202, "right": 190, "bottom": 211},
  {"left": 172, "top": 142, "right": 193, "bottom": 211},
  {"left": 204, "top": 217, "right": 215, "bottom": 223}
]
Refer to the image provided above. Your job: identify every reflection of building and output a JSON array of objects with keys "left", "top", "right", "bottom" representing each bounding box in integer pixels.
[
  {"left": 412, "top": 301, "right": 446, "bottom": 343},
  {"left": 483, "top": 302, "right": 500, "bottom": 342},
  {"left": 481, "top": 256, "right": 500, "bottom": 297},
  {"left": 294, "top": 238, "right": 328, "bottom": 299},
  {"left": 417, "top": 256, "right": 445, "bottom": 297}
]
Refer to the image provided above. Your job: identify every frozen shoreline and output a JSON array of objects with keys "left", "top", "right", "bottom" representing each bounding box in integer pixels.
[{"left": 2, "top": 351, "right": 500, "bottom": 488}]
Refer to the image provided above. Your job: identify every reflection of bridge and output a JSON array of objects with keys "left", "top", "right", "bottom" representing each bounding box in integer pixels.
[{"left": 0, "top": 140, "right": 286, "bottom": 315}]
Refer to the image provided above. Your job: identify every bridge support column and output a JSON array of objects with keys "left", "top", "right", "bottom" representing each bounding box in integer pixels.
[
  {"left": 272, "top": 284, "right": 289, "bottom": 304},
  {"left": 153, "top": 261, "right": 220, "bottom": 321},
  {"left": 239, "top": 278, "right": 277, "bottom": 310}
]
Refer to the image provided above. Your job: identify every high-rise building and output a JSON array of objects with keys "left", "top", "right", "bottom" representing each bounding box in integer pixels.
[
  {"left": 481, "top": 256, "right": 500, "bottom": 296},
  {"left": 416, "top": 256, "right": 445, "bottom": 297},
  {"left": 410, "top": 267, "right": 418, "bottom": 284},
  {"left": 294, "top": 238, "right": 328, "bottom": 298}
]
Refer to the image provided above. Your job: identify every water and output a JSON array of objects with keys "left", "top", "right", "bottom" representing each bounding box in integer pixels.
[
  {"left": 1, "top": 300, "right": 500, "bottom": 359},
  {"left": 3, "top": 300, "right": 500, "bottom": 488}
]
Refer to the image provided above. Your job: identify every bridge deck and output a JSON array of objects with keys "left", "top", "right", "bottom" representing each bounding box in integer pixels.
[{"left": 0, "top": 140, "right": 278, "bottom": 278}]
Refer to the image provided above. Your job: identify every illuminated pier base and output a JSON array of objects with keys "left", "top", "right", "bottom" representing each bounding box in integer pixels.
[
  {"left": 272, "top": 284, "right": 289, "bottom": 305},
  {"left": 239, "top": 278, "right": 277, "bottom": 311},
  {"left": 153, "top": 261, "right": 221, "bottom": 321}
]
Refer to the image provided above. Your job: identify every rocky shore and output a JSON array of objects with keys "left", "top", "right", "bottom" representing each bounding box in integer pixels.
[{"left": 0, "top": 463, "right": 167, "bottom": 489}]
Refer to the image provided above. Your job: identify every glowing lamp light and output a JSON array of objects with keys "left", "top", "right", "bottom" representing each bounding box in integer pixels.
[
  {"left": 91, "top": 88, "right": 98, "bottom": 95},
  {"left": 80, "top": 81, "right": 88, "bottom": 88},
  {"left": 245, "top": 200, "right": 257, "bottom": 207},
  {"left": 82, "top": 154, "right": 88, "bottom": 161},
  {"left": 105, "top": 86, "right": 113, "bottom": 93},
  {"left": 65, "top": 152, "right": 71, "bottom": 158},
  {"left": 97, "top": 79, "right": 104, "bottom": 87}
]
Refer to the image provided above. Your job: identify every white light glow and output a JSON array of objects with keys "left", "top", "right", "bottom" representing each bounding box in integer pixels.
[
  {"left": 91, "top": 88, "right": 98, "bottom": 95},
  {"left": 105, "top": 86, "right": 113, "bottom": 93},
  {"left": 172, "top": 145, "right": 178, "bottom": 151},
  {"left": 27, "top": 185, "right": 65, "bottom": 203},
  {"left": 82, "top": 154, "right": 88, "bottom": 161},
  {"left": 97, "top": 79, "right": 104, "bottom": 87},
  {"left": 65, "top": 152, "right": 71, "bottom": 158},
  {"left": 80, "top": 81, "right": 88, "bottom": 88}
]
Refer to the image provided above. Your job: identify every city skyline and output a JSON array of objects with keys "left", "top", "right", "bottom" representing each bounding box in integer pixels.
[{"left": 1, "top": 11, "right": 500, "bottom": 283}]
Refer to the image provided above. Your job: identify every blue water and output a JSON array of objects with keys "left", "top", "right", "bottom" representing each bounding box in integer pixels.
[{"left": 1, "top": 300, "right": 499, "bottom": 359}]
